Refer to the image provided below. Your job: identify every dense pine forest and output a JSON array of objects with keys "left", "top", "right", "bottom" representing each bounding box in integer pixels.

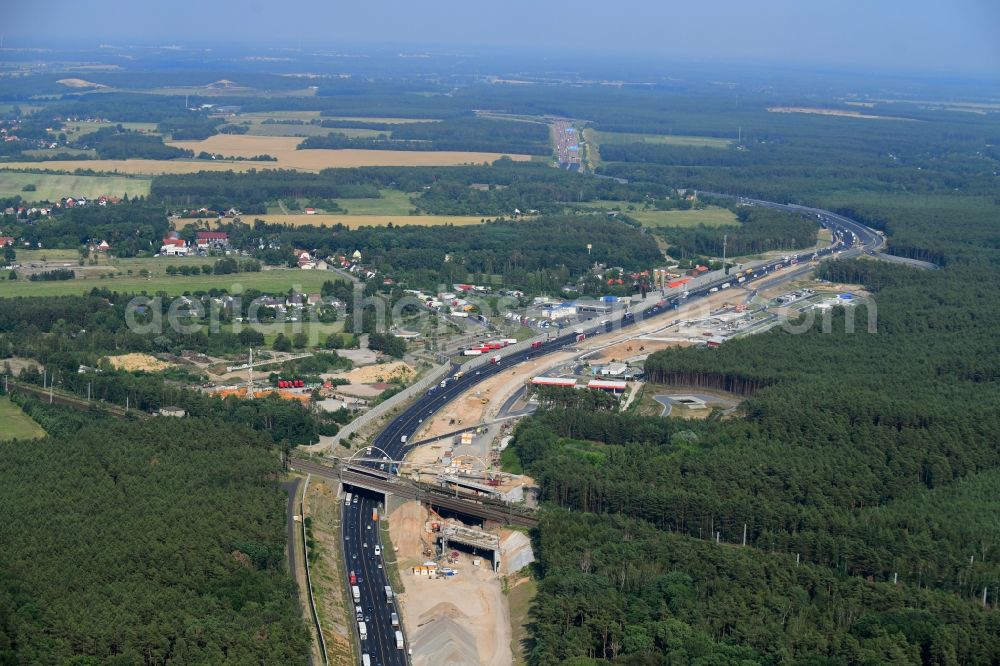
[
  {"left": 514, "top": 256, "right": 1000, "bottom": 661},
  {"left": 0, "top": 410, "right": 309, "bottom": 664},
  {"left": 507, "top": 89, "right": 1000, "bottom": 664}
]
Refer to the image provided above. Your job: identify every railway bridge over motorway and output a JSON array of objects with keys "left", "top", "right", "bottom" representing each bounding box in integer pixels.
[{"left": 288, "top": 457, "right": 539, "bottom": 528}]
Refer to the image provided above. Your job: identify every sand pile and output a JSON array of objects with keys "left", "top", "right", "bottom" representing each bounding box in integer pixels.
[
  {"left": 103, "top": 353, "right": 172, "bottom": 372},
  {"left": 412, "top": 605, "right": 480, "bottom": 666}
]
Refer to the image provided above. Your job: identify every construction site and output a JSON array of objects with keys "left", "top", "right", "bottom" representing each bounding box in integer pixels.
[{"left": 387, "top": 498, "right": 533, "bottom": 666}]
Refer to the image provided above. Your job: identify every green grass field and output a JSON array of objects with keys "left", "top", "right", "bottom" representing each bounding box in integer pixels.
[
  {"left": 591, "top": 129, "right": 733, "bottom": 148},
  {"left": 574, "top": 202, "right": 737, "bottom": 228},
  {"left": 628, "top": 206, "right": 738, "bottom": 228},
  {"left": 62, "top": 121, "right": 159, "bottom": 142},
  {"left": 508, "top": 577, "right": 538, "bottom": 665},
  {"left": 219, "top": 322, "right": 349, "bottom": 346},
  {"left": 0, "top": 171, "right": 151, "bottom": 202},
  {"left": 0, "top": 268, "right": 335, "bottom": 298},
  {"left": 0, "top": 396, "right": 47, "bottom": 441},
  {"left": 229, "top": 122, "right": 384, "bottom": 139},
  {"left": 335, "top": 189, "right": 414, "bottom": 215}
]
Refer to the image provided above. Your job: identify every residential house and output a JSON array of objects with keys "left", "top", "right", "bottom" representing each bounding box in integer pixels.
[
  {"left": 159, "top": 238, "right": 189, "bottom": 256},
  {"left": 196, "top": 231, "right": 230, "bottom": 250}
]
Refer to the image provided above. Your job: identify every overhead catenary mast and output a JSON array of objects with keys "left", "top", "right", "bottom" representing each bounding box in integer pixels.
[{"left": 246, "top": 347, "right": 255, "bottom": 399}]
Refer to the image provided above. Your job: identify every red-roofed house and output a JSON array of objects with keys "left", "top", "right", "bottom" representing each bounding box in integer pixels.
[
  {"left": 196, "top": 231, "right": 229, "bottom": 250},
  {"left": 0, "top": 236, "right": 14, "bottom": 247},
  {"left": 159, "top": 238, "right": 189, "bottom": 256}
]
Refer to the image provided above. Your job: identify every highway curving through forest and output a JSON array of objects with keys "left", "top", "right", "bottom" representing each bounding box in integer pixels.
[{"left": 337, "top": 195, "right": 885, "bottom": 665}]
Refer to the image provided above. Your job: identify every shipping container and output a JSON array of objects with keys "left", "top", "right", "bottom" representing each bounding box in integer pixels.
[{"left": 463, "top": 349, "right": 483, "bottom": 356}]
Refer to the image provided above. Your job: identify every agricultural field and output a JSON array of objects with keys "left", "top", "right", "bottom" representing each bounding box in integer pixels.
[
  {"left": 575, "top": 202, "right": 737, "bottom": 228},
  {"left": 628, "top": 206, "right": 738, "bottom": 228},
  {"left": 0, "top": 396, "right": 46, "bottom": 441},
  {"left": 0, "top": 141, "right": 530, "bottom": 174},
  {"left": 0, "top": 159, "right": 274, "bottom": 175},
  {"left": 62, "top": 121, "right": 159, "bottom": 141},
  {"left": 0, "top": 171, "right": 151, "bottom": 201},
  {"left": 167, "top": 134, "right": 532, "bottom": 169},
  {"left": 177, "top": 213, "right": 489, "bottom": 229},
  {"left": 323, "top": 116, "right": 438, "bottom": 124},
  {"left": 335, "top": 189, "right": 413, "bottom": 215},
  {"left": 227, "top": 122, "right": 382, "bottom": 139},
  {"left": 588, "top": 129, "right": 733, "bottom": 148},
  {"left": 0, "top": 267, "right": 335, "bottom": 297}
]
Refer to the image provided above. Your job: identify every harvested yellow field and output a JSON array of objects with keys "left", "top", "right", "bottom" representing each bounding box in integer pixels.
[
  {"left": 176, "top": 214, "right": 488, "bottom": 228},
  {"left": 103, "top": 353, "right": 172, "bottom": 372},
  {"left": 168, "top": 134, "right": 531, "bottom": 169},
  {"left": 0, "top": 143, "right": 530, "bottom": 175}
]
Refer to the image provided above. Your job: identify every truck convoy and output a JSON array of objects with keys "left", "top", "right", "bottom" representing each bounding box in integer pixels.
[
  {"left": 352, "top": 585, "right": 360, "bottom": 602},
  {"left": 384, "top": 585, "right": 393, "bottom": 602},
  {"left": 395, "top": 630, "right": 404, "bottom": 649},
  {"left": 358, "top": 621, "right": 367, "bottom": 640},
  {"left": 465, "top": 338, "right": 517, "bottom": 355}
]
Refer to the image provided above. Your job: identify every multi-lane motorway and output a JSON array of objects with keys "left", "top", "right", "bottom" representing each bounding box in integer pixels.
[{"left": 338, "top": 195, "right": 884, "bottom": 665}]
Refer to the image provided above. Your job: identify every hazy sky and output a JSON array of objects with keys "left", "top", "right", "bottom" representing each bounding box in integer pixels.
[{"left": 6, "top": 0, "right": 999, "bottom": 76}]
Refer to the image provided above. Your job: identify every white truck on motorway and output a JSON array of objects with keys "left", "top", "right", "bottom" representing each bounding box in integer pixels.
[
  {"left": 358, "top": 621, "right": 367, "bottom": 640},
  {"left": 362, "top": 654, "right": 371, "bottom": 666},
  {"left": 395, "top": 630, "right": 404, "bottom": 649},
  {"left": 384, "top": 585, "right": 393, "bottom": 602},
  {"left": 391, "top": 612, "right": 400, "bottom": 627},
  {"left": 352, "top": 585, "right": 361, "bottom": 602}
]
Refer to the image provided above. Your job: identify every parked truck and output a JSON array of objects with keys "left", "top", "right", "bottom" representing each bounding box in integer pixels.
[
  {"left": 352, "top": 585, "right": 361, "bottom": 602},
  {"left": 490, "top": 355, "right": 501, "bottom": 364},
  {"left": 530, "top": 340, "right": 543, "bottom": 349},
  {"left": 395, "top": 630, "right": 404, "bottom": 649}
]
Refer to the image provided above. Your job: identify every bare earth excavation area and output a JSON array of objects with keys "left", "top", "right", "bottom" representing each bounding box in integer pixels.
[{"left": 388, "top": 502, "right": 512, "bottom": 666}]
